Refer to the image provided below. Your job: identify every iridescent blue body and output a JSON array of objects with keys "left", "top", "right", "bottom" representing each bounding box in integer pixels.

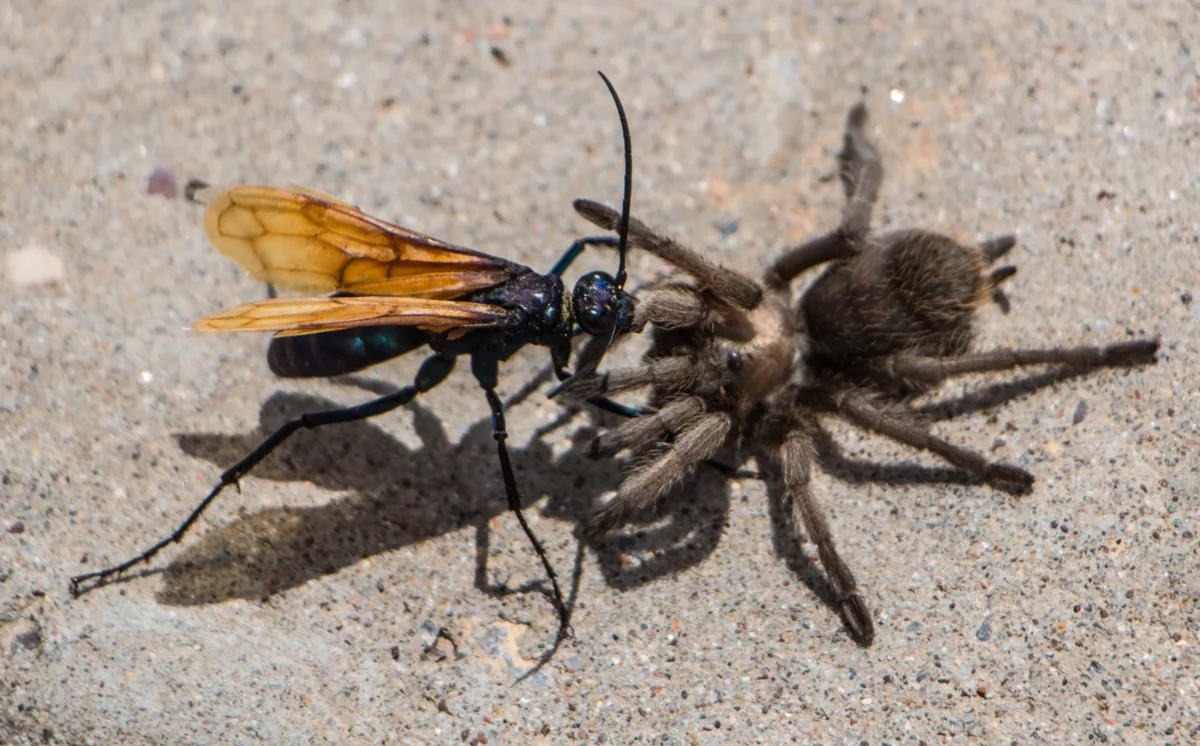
[{"left": 268, "top": 252, "right": 634, "bottom": 385}]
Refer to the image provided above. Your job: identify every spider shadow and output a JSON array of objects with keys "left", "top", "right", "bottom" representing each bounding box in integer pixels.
[
  {"left": 549, "top": 445, "right": 737, "bottom": 593},
  {"left": 812, "top": 366, "right": 1100, "bottom": 493},
  {"left": 162, "top": 375, "right": 621, "bottom": 608},
  {"left": 584, "top": 366, "right": 1096, "bottom": 644}
]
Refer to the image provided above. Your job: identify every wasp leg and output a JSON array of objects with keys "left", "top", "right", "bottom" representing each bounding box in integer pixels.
[
  {"left": 546, "top": 236, "right": 621, "bottom": 277},
  {"left": 471, "top": 354, "right": 571, "bottom": 637}
]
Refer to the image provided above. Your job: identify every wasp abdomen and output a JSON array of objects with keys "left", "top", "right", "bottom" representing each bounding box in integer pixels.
[{"left": 267, "top": 326, "right": 428, "bottom": 378}]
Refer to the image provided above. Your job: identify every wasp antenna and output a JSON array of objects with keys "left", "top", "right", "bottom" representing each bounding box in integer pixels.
[
  {"left": 596, "top": 71, "right": 631, "bottom": 291},
  {"left": 546, "top": 72, "right": 635, "bottom": 393}
]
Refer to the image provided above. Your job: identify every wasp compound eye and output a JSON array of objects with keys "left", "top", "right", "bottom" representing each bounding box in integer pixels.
[{"left": 573, "top": 270, "right": 619, "bottom": 336}]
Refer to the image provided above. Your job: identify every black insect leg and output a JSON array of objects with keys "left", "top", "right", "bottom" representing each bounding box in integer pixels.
[
  {"left": 571, "top": 392, "right": 644, "bottom": 419},
  {"left": 70, "top": 353, "right": 457, "bottom": 595},
  {"left": 545, "top": 337, "right": 643, "bottom": 418},
  {"left": 471, "top": 353, "right": 571, "bottom": 633},
  {"left": 546, "top": 236, "right": 621, "bottom": 277}
]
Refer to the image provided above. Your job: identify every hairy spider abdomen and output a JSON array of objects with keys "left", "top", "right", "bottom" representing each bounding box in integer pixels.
[{"left": 801, "top": 230, "right": 989, "bottom": 371}]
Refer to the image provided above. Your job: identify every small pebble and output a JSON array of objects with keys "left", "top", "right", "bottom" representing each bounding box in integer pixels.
[
  {"left": 146, "top": 165, "right": 179, "bottom": 199},
  {"left": 490, "top": 46, "right": 511, "bottom": 66},
  {"left": 1072, "top": 399, "right": 1088, "bottom": 425},
  {"left": 5, "top": 247, "right": 65, "bottom": 287},
  {"left": 975, "top": 619, "right": 992, "bottom": 641}
]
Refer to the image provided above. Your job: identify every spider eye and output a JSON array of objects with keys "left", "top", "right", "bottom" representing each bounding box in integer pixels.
[{"left": 726, "top": 351, "right": 743, "bottom": 372}]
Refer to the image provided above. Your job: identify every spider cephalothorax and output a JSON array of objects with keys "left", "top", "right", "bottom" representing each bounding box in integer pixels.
[{"left": 562, "top": 102, "right": 1159, "bottom": 645}]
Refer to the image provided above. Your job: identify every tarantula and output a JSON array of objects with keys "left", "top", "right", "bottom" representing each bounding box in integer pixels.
[{"left": 561, "top": 102, "right": 1160, "bottom": 644}]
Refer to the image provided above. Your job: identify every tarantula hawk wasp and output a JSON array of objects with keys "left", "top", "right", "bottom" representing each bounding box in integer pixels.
[{"left": 69, "top": 72, "right": 641, "bottom": 633}]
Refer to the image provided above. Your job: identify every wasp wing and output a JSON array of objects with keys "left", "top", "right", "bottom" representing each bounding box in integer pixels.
[
  {"left": 193, "top": 296, "right": 510, "bottom": 336},
  {"left": 196, "top": 185, "right": 521, "bottom": 298}
]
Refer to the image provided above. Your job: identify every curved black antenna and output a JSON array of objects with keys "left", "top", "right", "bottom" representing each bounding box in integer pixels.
[
  {"left": 566, "top": 71, "right": 632, "bottom": 381},
  {"left": 596, "top": 70, "right": 631, "bottom": 290},
  {"left": 546, "top": 71, "right": 635, "bottom": 397}
]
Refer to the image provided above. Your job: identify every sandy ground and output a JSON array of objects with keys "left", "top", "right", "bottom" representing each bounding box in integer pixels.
[{"left": 3, "top": 1, "right": 1198, "bottom": 743}]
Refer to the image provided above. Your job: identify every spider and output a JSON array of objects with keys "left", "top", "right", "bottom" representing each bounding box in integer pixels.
[{"left": 559, "top": 102, "right": 1160, "bottom": 644}]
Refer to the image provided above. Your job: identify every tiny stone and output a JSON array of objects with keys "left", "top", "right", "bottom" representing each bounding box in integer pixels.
[
  {"left": 5, "top": 246, "right": 65, "bottom": 287},
  {"left": 7, "top": 522, "right": 24, "bottom": 534},
  {"left": 489, "top": 46, "right": 511, "bottom": 67},
  {"left": 146, "top": 165, "right": 179, "bottom": 199},
  {"left": 976, "top": 619, "right": 992, "bottom": 641},
  {"left": 717, "top": 218, "right": 740, "bottom": 236},
  {"left": 1072, "top": 399, "right": 1088, "bottom": 425}
]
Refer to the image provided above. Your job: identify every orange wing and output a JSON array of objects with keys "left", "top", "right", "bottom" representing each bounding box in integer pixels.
[
  {"left": 196, "top": 185, "right": 519, "bottom": 298},
  {"left": 193, "top": 296, "right": 510, "bottom": 336}
]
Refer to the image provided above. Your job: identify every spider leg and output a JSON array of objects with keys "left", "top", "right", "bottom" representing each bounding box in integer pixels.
[
  {"left": 763, "top": 232, "right": 858, "bottom": 290},
  {"left": 837, "top": 101, "right": 883, "bottom": 243},
  {"left": 885, "top": 340, "right": 1159, "bottom": 386},
  {"left": 558, "top": 355, "right": 699, "bottom": 401},
  {"left": 763, "top": 102, "right": 883, "bottom": 289},
  {"left": 592, "top": 395, "right": 706, "bottom": 458},
  {"left": 548, "top": 346, "right": 643, "bottom": 419},
  {"left": 823, "top": 390, "right": 1034, "bottom": 486},
  {"left": 633, "top": 286, "right": 712, "bottom": 330},
  {"left": 780, "top": 419, "right": 874, "bottom": 645},
  {"left": 574, "top": 199, "right": 763, "bottom": 310},
  {"left": 588, "top": 411, "right": 733, "bottom": 536}
]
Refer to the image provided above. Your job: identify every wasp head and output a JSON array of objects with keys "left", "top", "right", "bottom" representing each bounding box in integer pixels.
[{"left": 572, "top": 270, "right": 635, "bottom": 337}]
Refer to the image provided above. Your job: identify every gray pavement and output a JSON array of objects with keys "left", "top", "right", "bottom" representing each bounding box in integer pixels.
[{"left": 2, "top": 1, "right": 1197, "bottom": 743}]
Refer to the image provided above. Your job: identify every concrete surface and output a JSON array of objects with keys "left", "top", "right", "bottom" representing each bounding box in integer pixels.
[{"left": 2, "top": 0, "right": 1197, "bottom": 743}]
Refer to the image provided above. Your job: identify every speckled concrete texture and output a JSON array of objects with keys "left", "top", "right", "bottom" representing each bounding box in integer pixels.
[{"left": 3, "top": 1, "right": 1197, "bottom": 744}]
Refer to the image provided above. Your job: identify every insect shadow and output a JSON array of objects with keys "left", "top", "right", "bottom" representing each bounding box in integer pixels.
[
  {"left": 562, "top": 358, "right": 1139, "bottom": 644},
  {"left": 157, "top": 360, "right": 1098, "bottom": 631},
  {"left": 157, "top": 373, "right": 729, "bottom": 607},
  {"left": 156, "top": 369, "right": 615, "bottom": 606}
]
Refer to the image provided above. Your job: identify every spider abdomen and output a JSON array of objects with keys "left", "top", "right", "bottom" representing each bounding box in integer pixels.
[
  {"left": 801, "top": 230, "right": 987, "bottom": 368},
  {"left": 883, "top": 230, "right": 985, "bottom": 336}
]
